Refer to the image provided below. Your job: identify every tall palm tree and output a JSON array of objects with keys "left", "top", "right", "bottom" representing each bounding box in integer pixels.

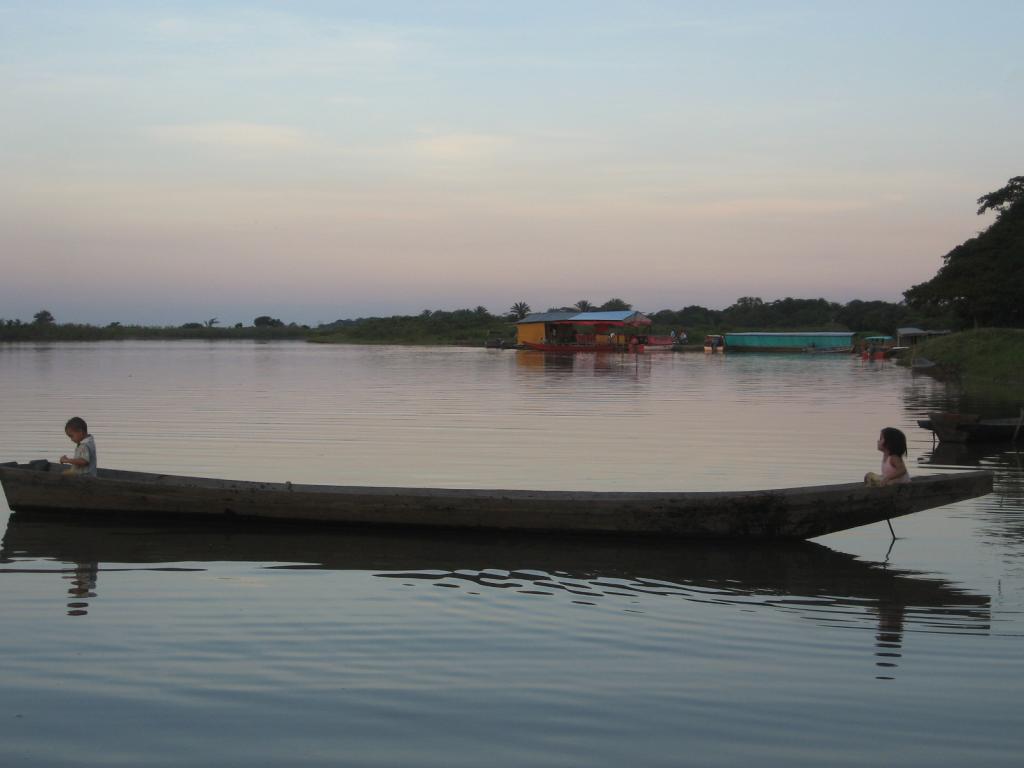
[
  {"left": 509, "top": 301, "right": 531, "bottom": 320},
  {"left": 574, "top": 300, "right": 595, "bottom": 312}
]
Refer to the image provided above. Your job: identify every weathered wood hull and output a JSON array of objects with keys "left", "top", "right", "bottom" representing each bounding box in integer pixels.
[{"left": 0, "top": 462, "right": 992, "bottom": 540}]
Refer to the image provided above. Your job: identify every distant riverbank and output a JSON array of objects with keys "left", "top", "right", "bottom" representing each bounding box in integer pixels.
[
  {"left": 0, "top": 324, "right": 310, "bottom": 342},
  {"left": 9, "top": 321, "right": 1022, "bottom": 391},
  {"left": 0, "top": 313, "right": 517, "bottom": 346}
]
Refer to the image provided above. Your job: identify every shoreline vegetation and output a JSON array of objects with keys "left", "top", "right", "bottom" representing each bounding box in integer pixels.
[
  {"left": 4, "top": 308, "right": 1022, "bottom": 389},
  {"left": 0, "top": 295, "right": 951, "bottom": 348},
  {"left": 902, "top": 328, "right": 1024, "bottom": 388},
  {"left": 4, "top": 311, "right": 1022, "bottom": 388}
]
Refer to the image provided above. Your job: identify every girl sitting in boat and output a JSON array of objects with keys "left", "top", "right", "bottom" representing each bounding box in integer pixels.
[{"left": 864, "top": 427, "right": 910, "bottom": 486}]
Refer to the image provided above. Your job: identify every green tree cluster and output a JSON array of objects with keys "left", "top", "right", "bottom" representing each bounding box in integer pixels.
[
  {"left": 0, "top": 314, "right": 308, "bottom": 341},
  {"left": 315, "top": 308, "right": 515, "bottom": 345},
  {"left": 905, "top": 176, "right": 1024, "bottom": 328}
]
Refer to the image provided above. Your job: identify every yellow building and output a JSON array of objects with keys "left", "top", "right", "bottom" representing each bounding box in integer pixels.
[
  {"left": 514, "top": 311, "right": 576, "bottom": 345},
  {"left": 515, "top": 310, "right": 653, "bottom": 348}
]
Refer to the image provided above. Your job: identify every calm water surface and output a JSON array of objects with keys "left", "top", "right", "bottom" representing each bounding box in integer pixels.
[{"left": 1, "top": 342, "right": 1022, "bottom": 766}]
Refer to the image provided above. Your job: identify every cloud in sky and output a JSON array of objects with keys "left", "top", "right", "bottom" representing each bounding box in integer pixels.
[
  {"left": 2, "top": 1, "right": 1022, "bottom": 325},
  {"left": 413, "top": 133, "right": 513, "bottom": 162},
  {"left": 151, "top": 122, "right": 318, "bottom": 151}
]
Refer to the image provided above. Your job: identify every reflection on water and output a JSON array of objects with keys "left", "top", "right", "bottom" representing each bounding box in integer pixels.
[
  {"left": 916, "top": 442, "right": 1024, "bottom": 545},
  {"left": 2, "top": 342, "right": 1023, "bottom": 767},
  {"left": 2, "top": 340, "right": 991, "bottom": 491},
  {"left": 1, "top": 514, "right": 991, "bottom": 680},
  {"left": 63, "top": 560, "right": 98, "bottom": 617}
]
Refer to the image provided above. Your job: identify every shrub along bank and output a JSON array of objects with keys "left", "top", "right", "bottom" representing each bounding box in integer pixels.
[{"left": 904, "top": 328, "right": 1024, "bottom": 386}]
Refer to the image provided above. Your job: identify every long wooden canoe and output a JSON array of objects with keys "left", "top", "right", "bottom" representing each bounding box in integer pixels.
[{"left": 0, "top": 461, "right": 993, "bottom": 540}]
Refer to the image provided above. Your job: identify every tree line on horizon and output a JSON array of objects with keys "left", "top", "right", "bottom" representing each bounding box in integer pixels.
[
  {"left": 4, "top": 177, "right": 1019, "bottom": 343},
  {"left": 0, "top": 312, "right": 310, "bottom": 341},
  {"left": 0, "top": 291, "right": 982, "bottom": 345}
]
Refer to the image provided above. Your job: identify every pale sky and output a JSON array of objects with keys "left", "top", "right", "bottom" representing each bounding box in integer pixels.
[{"left": 2, "top": 1, "right": 1022, "bottom": 326}]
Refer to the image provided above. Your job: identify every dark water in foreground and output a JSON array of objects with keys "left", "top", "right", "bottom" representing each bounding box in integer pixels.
[{"left": 1, "top": 342, "right": 1022, "bottom": 766}]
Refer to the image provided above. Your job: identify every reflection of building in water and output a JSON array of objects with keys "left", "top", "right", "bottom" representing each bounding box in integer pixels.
[
  {"left": 515, "top": 349, "right": 653, "bottom": 377},
  {"left": 63, "top": 561, "right": 98, "bottom": 617}
]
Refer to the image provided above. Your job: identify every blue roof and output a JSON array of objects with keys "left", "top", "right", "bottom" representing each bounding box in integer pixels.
[
  {"left": 516, "top": 311, "right": 576, "bottom": 324},
  {"left": 569, "top": 311, "right": 641, "bottom": 322},
  {"left": 517, "top": 310, "right": 647, "bottom": 324}
]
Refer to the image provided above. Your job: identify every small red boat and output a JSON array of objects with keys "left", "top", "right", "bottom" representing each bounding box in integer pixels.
[{"left": 859, "top": 335, "right": 899, "bottom": 360}]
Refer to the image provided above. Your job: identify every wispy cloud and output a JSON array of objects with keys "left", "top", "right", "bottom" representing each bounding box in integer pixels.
[
  {"left": 150, "top": 121, "right": 316, "bottom": 151},
  {"left": 147, "top": 9, "right": 420, "bottom": 78},
  {"left": 412, "top": 133, "right": 514, "bottom": 161},
  {"left": 688, "top": 197, "right": 872, "bottom": 219},
  {"left": 153, "top": 16, "right": 235, "bottom": 42}
]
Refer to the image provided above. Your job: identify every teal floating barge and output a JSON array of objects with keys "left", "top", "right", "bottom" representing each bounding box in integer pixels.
[{"left": 724, "top": 332, "right": 854, "bottom": 353}]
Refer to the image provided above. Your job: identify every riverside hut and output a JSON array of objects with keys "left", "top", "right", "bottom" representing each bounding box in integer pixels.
[{"left": 516, "top": 311, "right": 666, "bottom": 351}]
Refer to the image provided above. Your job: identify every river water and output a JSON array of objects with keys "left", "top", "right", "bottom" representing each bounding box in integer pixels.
[{"left": 1, "top": 342, "right": 1022, "bottom": 766}]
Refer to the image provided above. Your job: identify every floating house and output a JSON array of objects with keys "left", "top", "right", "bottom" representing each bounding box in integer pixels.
[
  {"left": 723, "top": 331, "right": 855, "bottom": 353},
  {"left": 514, "top": 311, "right": 577, "bottom": 346},
  {"left": 516, "top": 311, "right": 669, "bottom": 351}
]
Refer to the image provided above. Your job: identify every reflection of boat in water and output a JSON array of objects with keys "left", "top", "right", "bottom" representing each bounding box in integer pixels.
[
  {"left": 1, "top": 514, "right": 991, "bottom": 675},
  {"left": 918, "top": 411, "right": 1024, "bottom": 443},
  {"left": 921, "top": 441, "right": 1012, "bottom": 467},
  {"left": 484, "top": 338, "right": 514, "bottom": 349},
  {"left": 0, "top": 513, "right": 987, "bottom": 606},
  {"left": 0, "top": 462, "right": 994, "bottom": 540}
]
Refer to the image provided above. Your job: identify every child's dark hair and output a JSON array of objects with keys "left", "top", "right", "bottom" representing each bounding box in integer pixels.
[
  {"left": 65, "top": 417, "right": 88, "bottom": 433},
  {"left": 880, "top": 427, "right": 907, "bottom": 456}
]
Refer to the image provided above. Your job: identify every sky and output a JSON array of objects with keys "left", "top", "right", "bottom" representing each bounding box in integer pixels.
[{"left": 1, "top": 1, "right": 1022, "bottom": 326}]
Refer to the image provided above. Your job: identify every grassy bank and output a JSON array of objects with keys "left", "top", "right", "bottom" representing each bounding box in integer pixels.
[{"left": 905, "top": 328, "right": 1024, "bottom": 387}]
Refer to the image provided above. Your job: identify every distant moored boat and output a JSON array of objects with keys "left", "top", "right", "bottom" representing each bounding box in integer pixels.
[{"left": 724, "top": 332, "right": 855, "bottom": 353}]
